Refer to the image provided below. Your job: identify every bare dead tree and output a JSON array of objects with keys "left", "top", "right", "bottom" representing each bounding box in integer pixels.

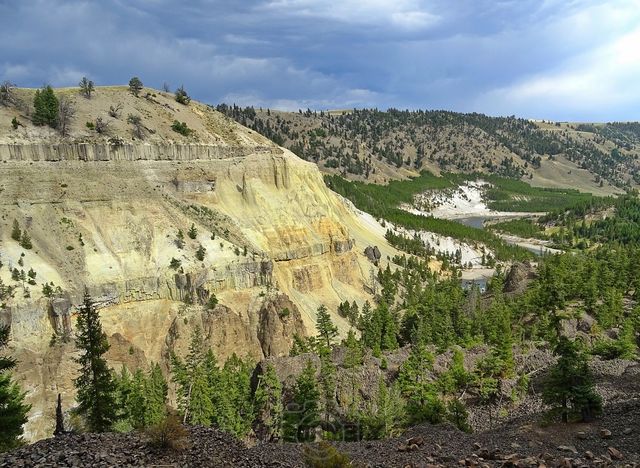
[
  {"left": 54, "top": 393, "right": 65, "bottom": 436},
  {"left": 108, "top": 103, "right": 123, "bottom": 119},
  {"left": 95, "top": 117, "right": 110, "bottom": 134},
  {"left": 57, "top": 96, "right": 76, "bottom": 136},
  {"left": 127, "top": 114, "right": 145, "bottom": 139},
  {"left": 0, "top": 80, "right": 16, "bottom": 106},
  {"left": 162, "top": 82, "right": 170, "bottom": 93}
]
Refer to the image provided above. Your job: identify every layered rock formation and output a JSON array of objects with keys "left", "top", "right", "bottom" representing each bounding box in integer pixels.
[{"left": 0, "top": 87, "right": 399, "bottom": 441}]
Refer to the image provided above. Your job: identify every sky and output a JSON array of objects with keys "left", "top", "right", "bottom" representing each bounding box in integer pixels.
[{"left": 1, "top": 0, "right": 639, "bottom": 121}]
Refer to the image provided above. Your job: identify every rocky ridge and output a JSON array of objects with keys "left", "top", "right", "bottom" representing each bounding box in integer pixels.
[
  {"left": 1, "top": 399, "right": 638, "bottom": 467},
  {"left": 0, "top": 86, "right": 400, "bottom": 441}
]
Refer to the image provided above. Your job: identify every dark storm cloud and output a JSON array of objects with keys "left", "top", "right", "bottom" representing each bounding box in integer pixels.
[{"left": 1, "top": 0, "right": 639, "bottom": 120}]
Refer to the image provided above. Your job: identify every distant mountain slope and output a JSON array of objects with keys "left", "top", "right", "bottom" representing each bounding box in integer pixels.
[{"left": 216, "top": 105, "right": 636, "bottom": 194}]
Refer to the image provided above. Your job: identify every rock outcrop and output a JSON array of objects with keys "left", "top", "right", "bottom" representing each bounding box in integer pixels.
[{"left": 0, "top": 87, "right": 400, "bottom": 441}]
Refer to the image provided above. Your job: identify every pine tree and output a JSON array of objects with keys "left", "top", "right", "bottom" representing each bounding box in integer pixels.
[
  {"left": 73, "top": 292, "right": 117, "bottom": 432},
  {"left": 446, "top": 399, "right": 471, "bottom": 433},
  {"left": 397, "top": 345, "right": 443, "bottom": 424},
  {"left": 78, "top": 77, "right": 95, "bottom": 99},
  {"left": 360, "top": 378, "right": 405, "bottom": 440},
  {"left": 195, "top": 245, "right": 206, "bottom": 261},
  {"left": 170, "top": 326, "right": 213, "bottom": 426},
  {"left": 283, "top": 360, "right": 320, "bottom": 442},
  {"left": 176, "top": 229, "right": 185, "bottom": 249},
  {"left": 128, "top": 369, "right": 148, "bottom": 429},
  {"left": 254, "top": 364, "right": 283, "bottom": 441},
  {"left": 145, "top": 364, "right": 168, "bottom": 427},
  {"left": 316, "top": 305, "right": 338, "bottom": 352},
  {"left": 113, "top": 366, "right": 134, "bottom": 430},
  {"left": 174, "top": 85, "right": 191, "bottom": 105},
  {"left": 318, "top": 353, "right": 336, "bottom": 426},
  {"left": 213, "top": 354, "right": 254, "bottom": 437},
  {"left": 543, "top": 336, "right": 602, "bottom": 422},
  {"left": 0, "top": 325, "right": 31, "bottom": 452},
  {"left": 342, "top": 330, "right": 363, "bottom": 368},
  {"left": 289, "top": 334, "right": 311, "bottom": 356},
  {"left": 32, "top": 85, "right": 59, "bottom": 128},
  {"left": 187, "top": 223, "right": 198, "bottom": 239},
  {"left": 19, "top": 231, "right": 32, "bottom": 250},
  {"left": 128, "top": 77, "right": 143, "bottom": 97},
  {"left": 10, "top": 220, "right": 20, "bottom": 242}
]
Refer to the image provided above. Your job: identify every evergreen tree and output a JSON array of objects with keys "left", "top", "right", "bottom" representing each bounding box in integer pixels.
[
  {"left": 316, "top": 305, "right": 338, "bottom": 352},
  {"left": 446, "top": 399, "right": 471, "bottom": 433},
  {"left": 195, "top": 245, "right": 206, "bottom": 261},
  {"left": 0, "top": 325, "right": 31, "bottom": 452},
  {"left": 397, "top": 345, "right": 444, "bottom": 424},
  {"left": 318, "top": 353, "right": 336, "bottom": 426},
  {"left": 32, "top": 85, "right": 59, "bottom": 128},
  {"left": 283, "top": 360, "right": 320, "bottom": 442},
  {"left": 73, "top": 292, "right": 117, "bottom": 432},
  {"left": 19, "top": 231, "right": 32, "bottom": 250},
  {"left": 187, "top": 223, "right": 198, "bottom": 239},
  {"left": 342, "top": 330, "right": 363, "bottom": 368},
  {"left": 176, "top": 229, "right": 185, "bottom": 249},
  {"left": 10, "top": 220, "right": 20, "bottom": 242},
  {"left": 170, "top": 326, "right": 213, "bottom": 425},
  {"left": 360, "top": 378, "right": 405, "bottom": 440},
  {"left": 543, "top": 336, "right": 602, "bottom": 422},
  {"left": 213, "top": 354, "right": 254, "bottom": 437},
  {"left": 174, "top": 85, "right": 191, "bottom": 105},
  {"left": 254, "top": 364, "right": 283, "bottom": 441},
  {"left": 78, "top": 77, "right": 95, "bottom": 99},
  {"left": 128, "top": 77, "right": 143, "bottom": 96},
  {"left": 473, "top": 352, "right": 502, "bottom": 428},
  {"left": 143, "top": 369, "right": 166, "bottom": 427},
  {"left": 113, "top": 366, "right": 134, "bottom": 430},
  {"left": 290, "top": 334, "right": 311, "bottom": 356},
  {"left": 127, "top": 369, "right": 148, "bottom": 429}
]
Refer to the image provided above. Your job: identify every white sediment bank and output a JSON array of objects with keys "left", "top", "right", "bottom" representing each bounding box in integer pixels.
[{"left": 403, "top": 180, "right": 537, "bottom": 220}]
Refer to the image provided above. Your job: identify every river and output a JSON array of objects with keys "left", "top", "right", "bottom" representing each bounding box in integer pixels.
[{"left": 454, "top": 215, "right": 560, "bottom": 256}]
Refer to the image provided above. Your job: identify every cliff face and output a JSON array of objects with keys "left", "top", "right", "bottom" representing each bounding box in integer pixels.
[{"left": 0, "top": 88, "right": 398, "bottom": 441}]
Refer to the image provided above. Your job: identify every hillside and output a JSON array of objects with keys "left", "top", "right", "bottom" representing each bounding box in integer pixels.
[
  {"left": 216, "top": 106, "right": 638, "bottom": 195},
  {"left": 0, "top": 85, "right": 401, "bottom": 441}
]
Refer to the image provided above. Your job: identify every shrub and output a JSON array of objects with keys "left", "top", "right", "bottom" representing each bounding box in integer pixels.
[
  {"left": 207, "top": 293, "right": 218, "bottom": 310},
  {"left": 187, "top": 224, "right": 197, "bottom": 239},
  {"left": 174, "top": 86, "right": 191, "bottom": 105},
  {"left": 11, "top": 117, "right": 19, "bottom": 129},
  {"left": 171, "top": 120, "right": 192, "bottom": 136},
  {"left": 303, "top": 442, "right": 352, "bottom": 468},
  {"left": 195, "top": 245, "right": 206, "bottom": 261},
  {"left": 86, "top": 121, "right": 95, "bottom": 130},
  {"left": 145, "top": 414, "right": 189, "bottom": 451},
  {"left": 108, "top": 103, "right": 123, "bottom": 119},
  {"left": 169, "top": 258, "right": 181, "bottom": 270}
]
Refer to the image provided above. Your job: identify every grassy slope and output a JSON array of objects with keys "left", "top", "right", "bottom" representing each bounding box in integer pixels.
[{"left": 325, "top": 172, "right": 533, "bottom": 260}]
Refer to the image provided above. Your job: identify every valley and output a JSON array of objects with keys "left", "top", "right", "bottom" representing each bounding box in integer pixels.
[{"left": 0, "top": 84, "right": 638, "bottom": 467}]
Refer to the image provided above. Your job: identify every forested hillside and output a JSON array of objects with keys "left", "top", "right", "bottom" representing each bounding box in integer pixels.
[{"left": 216, "top": 105, "right": 639, "bottom": 190}]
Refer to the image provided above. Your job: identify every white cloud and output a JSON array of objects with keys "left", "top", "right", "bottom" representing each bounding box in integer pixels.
[
  {"left": 259, "top": 0, "right": 440, "bottom": 30},
  {"left": 476, "top": 26, "right": 640, "bottom": 119}
]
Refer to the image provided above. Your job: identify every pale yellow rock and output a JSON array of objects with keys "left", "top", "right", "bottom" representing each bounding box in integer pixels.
[{"left": 0, "top": 87, "right": 400, "bottom": 441}]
